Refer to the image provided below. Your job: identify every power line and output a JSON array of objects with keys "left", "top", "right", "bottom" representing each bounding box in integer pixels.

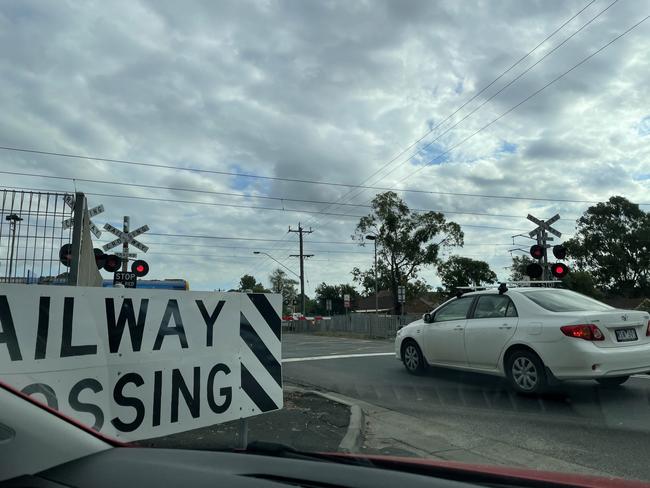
[
  {"left": 0, "top": 183, "right": 585, "bottom": 230},
  {"left": 395, "top": 14, "right": 650, "bottom": 186},
  {"left": 0, "top": 171, "right": 560, "bottom": 218},
  {"left": 291, "top": 2, "right": 635, "bottom": 237},
  {"left": 98, "top": 239, "right": 516, "bottom": 250},
  {"left": 294, "top": 0, "right": 599, "bottom": 220},
  {"left": 360, "top": 0, "right": 620, "bottom": 191},
  {"left": 1, "top": 171, "right": 636, "bottom": 208}
]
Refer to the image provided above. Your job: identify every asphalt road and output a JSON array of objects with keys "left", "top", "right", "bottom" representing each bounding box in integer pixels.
[{"left": 282, "top": 333, "right": 650, "bottom": 481}]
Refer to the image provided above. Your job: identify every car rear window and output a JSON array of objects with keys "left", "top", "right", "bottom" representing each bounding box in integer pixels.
[{"left": 521, "top": 289, "right": 614, "bottom": 312}]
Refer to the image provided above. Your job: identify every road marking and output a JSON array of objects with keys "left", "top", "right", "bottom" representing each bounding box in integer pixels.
[{"left": 283, "top": 352, "right": 395, "bottom": 363}]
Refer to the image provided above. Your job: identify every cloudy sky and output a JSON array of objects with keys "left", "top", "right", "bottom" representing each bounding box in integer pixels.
[{"left": 0, "top": 0, "right": 648, "bottom": 294}]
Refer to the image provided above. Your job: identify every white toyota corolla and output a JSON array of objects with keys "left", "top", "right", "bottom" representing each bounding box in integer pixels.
[{"left": 395, "top": 286, "right": 650, "bottom": 393}]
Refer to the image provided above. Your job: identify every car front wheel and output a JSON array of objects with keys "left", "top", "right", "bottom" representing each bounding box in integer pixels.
[
  {"left": 596, "top": 376, "right": 629, "bottom": 387},
  {"left": 402, "top": 341, "right": 426, "bottom": 375},
  {"left": 506, "top": 349, "right": 547, "bottom": 394}
]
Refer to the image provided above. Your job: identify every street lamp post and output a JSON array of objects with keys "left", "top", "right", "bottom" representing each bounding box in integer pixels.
[
  {"left": 5, "top": 214, "right": 23, "bottom": 281},
  {"left": 365, "top": 235, "right": 378, "bottom": 315}
]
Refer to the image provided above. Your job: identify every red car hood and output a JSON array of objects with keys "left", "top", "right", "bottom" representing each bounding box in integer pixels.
[{"left": 326, "top": 452, "right": 650, "bottom": 488}]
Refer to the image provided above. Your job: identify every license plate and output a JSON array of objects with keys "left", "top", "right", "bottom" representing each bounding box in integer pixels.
[{"left": 615, "top": 328, "right": 638, "bottom": 342}]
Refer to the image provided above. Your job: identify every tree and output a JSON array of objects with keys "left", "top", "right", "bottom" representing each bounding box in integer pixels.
[
  {"left": 269, "top": 269, "right": 299, "bottom": 313},
  {"left": 565, "top": 196, "right": 650, "bottom": 296},
  {"left": 238, "top": 274, "right": 268, "bottom": 293},
  {"left": 561, "top": 270, "right": 602, "bottom": 299},
  {"left": 509, "top": 255, "right": 535, "bottom": 281},
  {"left": 437, "top": 256, "right": 497, "bottom": 292},
  {"left": 314, "top": 283, "right": 357, "bottom": 314},
  {"left": 351, "top": 261, "right": 391, "bottom": 296},
  {"left": 355, "top": 191, "right": 463, "bottom": 312}
]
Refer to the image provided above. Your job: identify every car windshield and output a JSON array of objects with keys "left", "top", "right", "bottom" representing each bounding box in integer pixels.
[
  {"left": 1, "top": 1, "right": 650, "bottom": 486},
  {"left": 521, "top": 289, "right": 615, "bottom": 312}
]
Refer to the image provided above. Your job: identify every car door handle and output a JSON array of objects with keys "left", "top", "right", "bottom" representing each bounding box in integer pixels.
[
  {"left": 498, "top": 324, "right": 513, "bottom": 330},
  {"left": 453, "top": 326, "right": 464, "bottom": 331}
]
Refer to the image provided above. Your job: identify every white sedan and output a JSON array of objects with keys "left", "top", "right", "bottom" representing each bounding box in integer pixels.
[{"left": 395, "top": 287, "right": 650, "bottom": 393}]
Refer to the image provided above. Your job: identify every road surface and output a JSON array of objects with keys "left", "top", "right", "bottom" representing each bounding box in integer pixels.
[{"left": 283, "top": 333, "right": 650, "bottom": 481}]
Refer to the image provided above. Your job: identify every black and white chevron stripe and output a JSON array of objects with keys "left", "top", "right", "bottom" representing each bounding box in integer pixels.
[{"left": 239, "top": 293, "right": 282, "bottom": 414}]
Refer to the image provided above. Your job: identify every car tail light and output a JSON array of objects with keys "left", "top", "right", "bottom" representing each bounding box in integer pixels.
[
  {"left": 561, "top": 324, "right": 604, "bottom": 341},
  {"left": 646, "top": 320, "right": 650, "bottom": 336}
]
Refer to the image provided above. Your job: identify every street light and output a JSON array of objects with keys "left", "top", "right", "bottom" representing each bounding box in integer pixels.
[
  {"left": 365, "top": 235, "right": 378, "bottom": 315},
  {"left": 5, "top": 214, "right": 23, "bottom": 281}
]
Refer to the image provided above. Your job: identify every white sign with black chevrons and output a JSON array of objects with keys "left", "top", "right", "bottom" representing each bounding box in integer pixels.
[{"left": 0, "top": 284, "right": 282, "bottom": 441}]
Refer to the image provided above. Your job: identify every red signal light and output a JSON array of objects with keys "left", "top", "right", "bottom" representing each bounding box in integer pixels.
[
  {"left": 551, "top": 262, "right": 569, "bottom": 278},
  {"left": 103, "top": 255, "right": 121, "bottom": 273},
  {"left": 530, "top": 245, "right": 545, "bottom": 259},
  {"left": 131, "top": 260, "right": 149, "bottom": 277}
]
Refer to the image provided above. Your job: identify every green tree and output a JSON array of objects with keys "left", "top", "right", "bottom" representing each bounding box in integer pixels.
[
  {"left": 509, "top": 255, "right": 535, "bottom": 281},
  {"left": 437, "top": 256, "right": 497, "bottom": 291},
  {"left": 565, "top": 196, "right": 650, "bottom": 296},
  {"left": 561, "top": 270, "right": 602, "bottom": 299},
  {"left": 355, "top": 192, "right": 463, "bottom": 312},
  {"left": 269, "top": 268, "right": 299, "bottom": 313},
  {"left": 314, "top": 283, "right": 357, "bottom": 314},
  {"left": 238, "top": 274, "right": 268, "bottom": 293},
  {"left": 351, "top": 261, "right": 391, "bottom": 296}
]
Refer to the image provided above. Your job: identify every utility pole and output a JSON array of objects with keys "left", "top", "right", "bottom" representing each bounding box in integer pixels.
[
  {"left": 541, "top": 228, "right": 549, "bottom": 281},
  {"left": 289, "top": 223, "right": 313, "bottom": 316}
]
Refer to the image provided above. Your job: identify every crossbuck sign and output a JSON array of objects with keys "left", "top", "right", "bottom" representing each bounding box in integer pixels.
[
  {"left": 62, "top": 195, "right": 104, "bottom": 239},
  {"left": 102, "top": 223, "right": 150, "bottom": 253},
  {"left": 527, "top": 213, "right": 562, "bottom": 240}
]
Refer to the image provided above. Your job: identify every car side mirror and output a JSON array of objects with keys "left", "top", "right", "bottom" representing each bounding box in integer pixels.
[{"left": 423, "top": 313, "right": 432, "bottom": 323}]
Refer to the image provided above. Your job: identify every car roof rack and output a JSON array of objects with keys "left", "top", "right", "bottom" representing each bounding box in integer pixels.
[{"left": 455, "top": 281, "right": 563, "bottom": 296}]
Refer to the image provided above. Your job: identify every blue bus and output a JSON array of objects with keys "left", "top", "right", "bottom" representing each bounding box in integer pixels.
[{"left": 102, "top": 279, "right": 189, "bottom": 290}]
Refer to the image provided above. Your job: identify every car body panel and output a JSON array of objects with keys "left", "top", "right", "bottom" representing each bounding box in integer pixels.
[{"left": 395, "top": 287, "right": 650, "bottom": 381}]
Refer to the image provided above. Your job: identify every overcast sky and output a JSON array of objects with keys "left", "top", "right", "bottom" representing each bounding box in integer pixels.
[{"left": 0, "top": 0, "right": 649, "bottom": 295}]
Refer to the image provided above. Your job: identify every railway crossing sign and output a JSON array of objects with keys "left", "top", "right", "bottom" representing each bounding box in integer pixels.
[
  {"left": 527, "top": 213, "right": 561, "bottom": 238},
  {"left": 113, "top": 271, "right": 137, "bottom": 288},
  {"left": 102, "top": 222, "right": 150, "bottom": 253},
  {"left": 114, "top": 251, "right": 138, "bottom": 258},
  {"left": 62, "top": 195, "right": 104, "bottom": 238}
]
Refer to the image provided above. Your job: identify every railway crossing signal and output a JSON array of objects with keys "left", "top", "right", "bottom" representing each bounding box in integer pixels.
[
  {"left": 103, "top": 254, "right": 121, "bottom": 273},
  {"left": 131, "top": 259, "right": 149, "bottom": 277},
  {"left": 551, "top": 262, "right": 569, "bottom": 278},
  {"left": 102, "top": 216, "right": 149, "bottom": 274},
  {"left": 526, "top": 214, "right": 569, "bottom": 281}
]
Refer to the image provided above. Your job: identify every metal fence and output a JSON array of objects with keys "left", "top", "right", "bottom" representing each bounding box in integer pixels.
[
  {"left": 284, "top": 313, "right": 422, "bottom": 339},
  {"left": 0, "top": 189, "right": 74, "bottom": 284}
]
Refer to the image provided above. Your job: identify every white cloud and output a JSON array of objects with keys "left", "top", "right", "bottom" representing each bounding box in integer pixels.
[{"left": 0, "top": 0, "right": 648, "bottom": 294}]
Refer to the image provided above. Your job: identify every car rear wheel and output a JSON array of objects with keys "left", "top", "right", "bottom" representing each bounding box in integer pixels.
[
  {"left": 596, "top": 376, "right": 629, "bottom": 387},
  {"left": 506, "top": 349, "right": 547, "bottom": 394},
  {"left": 402, "top": 341, "right": 426, "bottom": 375}
]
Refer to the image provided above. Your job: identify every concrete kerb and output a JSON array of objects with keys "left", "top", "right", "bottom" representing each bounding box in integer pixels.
[{"left": 284, "top": 385, "right": 365, "bottom": 453}]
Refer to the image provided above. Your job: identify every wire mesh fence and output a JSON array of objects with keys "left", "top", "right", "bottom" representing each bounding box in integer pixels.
[{"left": 0, "top": 189, "right": 73, "bottom": 284}]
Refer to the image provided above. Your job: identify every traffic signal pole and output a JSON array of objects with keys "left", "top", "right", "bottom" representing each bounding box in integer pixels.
[
  {"left": 122, "top": 216, "right": 129, "bottom": 272},
  {"left": 534, "top": 227, "right": 550, "bottom": 281}
]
